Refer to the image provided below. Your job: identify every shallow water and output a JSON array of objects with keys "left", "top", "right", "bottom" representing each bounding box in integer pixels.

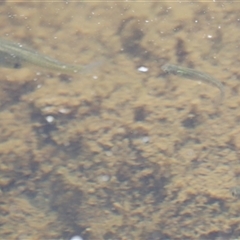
[{"left": 0, "top": 2, "right": 240, "bottom": 240}]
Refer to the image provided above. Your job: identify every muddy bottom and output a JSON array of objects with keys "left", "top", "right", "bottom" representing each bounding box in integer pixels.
[{"left": 0, "top": 1, "right": 240, "bottom": 240}]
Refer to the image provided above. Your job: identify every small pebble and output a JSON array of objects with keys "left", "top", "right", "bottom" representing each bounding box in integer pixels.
[
  {"left": 45, "top": 115, "right": 55, "bottom": 123},
  {"left": 137, "top": 66, "right": 149, "bottom": 72},
  {"left": 98, "top": 174, "right": 110, "bottom": 182},
  {"left": 70, "top": 236, "right": 83, "bottom": 240},
  {"left": 142, "top": 136, "right": 150, "bottom": 143}
]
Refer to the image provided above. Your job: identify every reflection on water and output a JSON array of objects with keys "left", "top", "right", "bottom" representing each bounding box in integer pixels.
[{"left": 0, "top": 1, "right": 240, "bottom": 240}]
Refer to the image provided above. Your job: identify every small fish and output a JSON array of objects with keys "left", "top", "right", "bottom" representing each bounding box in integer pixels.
[
  {"left": 0, "top": 38, "right": 87, "bottom": 74},
  {"left": 231, "top": 186, "right": 240, "bottom": 197},
  {"left": 161, "top": 64, "right": 224, "bottom": 101}
]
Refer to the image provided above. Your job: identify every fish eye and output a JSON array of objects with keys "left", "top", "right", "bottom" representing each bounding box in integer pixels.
[{"left": 13, "top": 62, "right": 21, "bottom": 69}]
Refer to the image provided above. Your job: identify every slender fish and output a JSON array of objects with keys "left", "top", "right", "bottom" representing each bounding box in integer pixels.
[
  {"left": 0, "top": 38, "right": 87, "bottom": 74},
  {"left": 161, "top": 64, "right": 224, "bottom": 101},
  {"left": 231, "top": 186, "right": 240, "bottom": 198}
]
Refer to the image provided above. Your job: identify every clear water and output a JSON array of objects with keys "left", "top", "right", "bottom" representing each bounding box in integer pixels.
[{"left": 0, "top": 2, "right": 239, "bottom": 240}]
